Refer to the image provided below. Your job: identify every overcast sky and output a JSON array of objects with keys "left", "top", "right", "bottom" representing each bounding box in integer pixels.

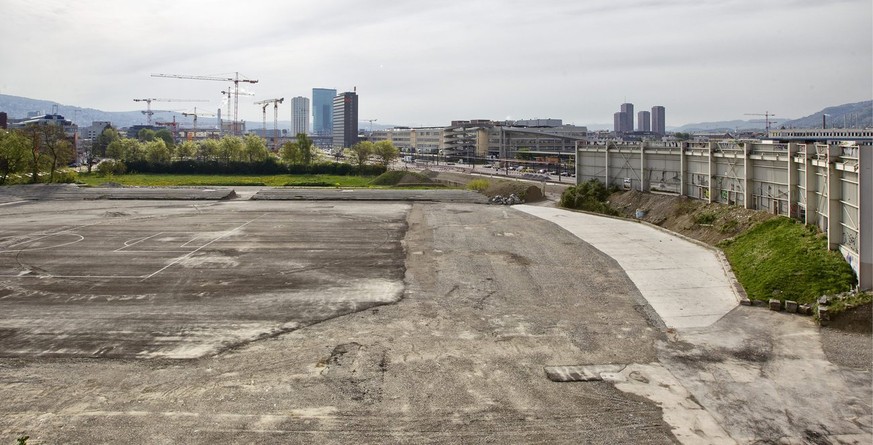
[{"left": 2, "top": 0, "right": 871, "bottom": 127}]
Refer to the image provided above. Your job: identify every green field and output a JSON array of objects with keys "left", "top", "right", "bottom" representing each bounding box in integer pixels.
[{"left": 76, "top": 173, "right": 377, "bottom": 188}]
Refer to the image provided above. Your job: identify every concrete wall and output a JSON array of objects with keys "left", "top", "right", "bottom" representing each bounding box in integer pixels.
[{"left": 576, "top": 141, "right": 872, "bottom": 290}]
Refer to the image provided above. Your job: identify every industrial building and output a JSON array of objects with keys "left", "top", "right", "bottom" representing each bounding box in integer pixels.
[
  {"left": 371, "top": 119, "right": 586, "bottom": 164},
  {"left": 575, "top": 139, "right": 872, "bottom": 289}
]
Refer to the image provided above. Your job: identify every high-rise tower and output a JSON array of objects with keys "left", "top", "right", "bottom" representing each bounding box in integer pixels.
[
  {"left": 312, "top": 88, "right": 336, "bottom": 136},
  {"left": 332, "top": 91, "right": 359, "bottom": 149},
  {"left": 637, "top": 111, "right": 651, "bottom": 132},
  {"left": 651, "top": 106, "right": 666, "bottom": 135},
  {"left": 620, "top": 103, "right": 634, "bottom": 133},
  {"left": 291, "top": 96, "right": 310, "bottom": 136}
]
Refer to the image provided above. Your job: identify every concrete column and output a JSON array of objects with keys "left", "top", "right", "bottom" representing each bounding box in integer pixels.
[
  {"left": 826, "top": 145, "right": 841, "bottom": 250},
  {"left": 787, "top": 143, "right": 798, "bottom": 218},
  {"left": 708, "top": 142, "right": 715, "bottom": 203},
  {"left": 640, "top": 142, "right": 646, "bottom": 192},
  {"left": 859, "top": 146, "right": 872, "bottom": 289},
  {"left": 743, "top": 143, "right": 753, "bottom": 210},
  {"left": 804, "top": 145, "right": 816, "bottom": 225},
  {"left": 605, "top": 144, "right": 611, "bottom": 186},
  {"left": 680, "top": 142, "right": 686, "bottom": 197}
]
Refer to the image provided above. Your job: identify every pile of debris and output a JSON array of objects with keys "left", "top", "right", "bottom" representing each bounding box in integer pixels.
[{"left": 489, "top": 194, "right": 523, "bottom": 205}]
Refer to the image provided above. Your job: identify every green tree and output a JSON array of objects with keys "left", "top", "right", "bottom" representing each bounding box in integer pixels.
[
  {"left": 373, "top": 140, "right": 399, "bottom": 167},
  {"left": 243, "top": 134, "right": 269, "bottom": 162},
  {"left": 674, "top": 132, "right": 692, "bottom": 141},
  {"left": 88, "top": 125, "right": 118, "bottom": 172},
  {"left": 107, "top": 138, "right": 144, "bottom": 162},
  {"left": 137, "top": 128, "right": 156, "bottom": 142},
  {"left": 218, "top": 136, "right": 244, "bottom": 164},
  {"left": 280, "top": 133, "right": 315, "bottom": 165},
  {"left": 144, "top": 139, "right": 171, "bottom": 164},
  {"left": 20, "top": 123, "right": 74, "bottom": 183},
  {"left": 175, "top": 140, "right": 197, "bottom": 160},
  {"left": 0, "top": 130, "right": 31, "bottom": 184},
  {"left": 347, "top": 141, "right": 374, "bottom": 170},
  {"left": 197, "top": 139, "right": 220, "bottom": 161},
  {"left": 154, "top": 128, "right": 175, "bottom": 148}
]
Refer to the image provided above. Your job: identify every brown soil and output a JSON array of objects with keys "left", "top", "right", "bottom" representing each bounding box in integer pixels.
[
  {"left": 608, "top": 190, "right": 779, "bottom": 246},
  {"left": 421, "top": 170, "right": 546, "bottom": 202}
]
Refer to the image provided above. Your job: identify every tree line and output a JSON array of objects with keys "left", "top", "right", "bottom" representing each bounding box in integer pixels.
[
  {"left": 2, "top": 123, "right": 403, "bottom": 184},
  {"left": 0, "top": 124, "right": 76, "bottom": 185}
]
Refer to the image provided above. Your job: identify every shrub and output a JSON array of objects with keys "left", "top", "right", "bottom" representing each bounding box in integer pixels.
[
  {"left": 466, "top": 179, "right": 490, "bottom": 192},
  {"left": 96, "top": 160, "right": 126, "bottom": 176},
  {"left": 560, "top": 179, "right": 619, "bottom": 216},
  {"left": 694, "top": 212, "right": 718, "bottom": 225}
]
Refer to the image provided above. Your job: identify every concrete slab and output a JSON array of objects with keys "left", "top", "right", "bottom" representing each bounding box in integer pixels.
[
  {"left": 0, "top": 200, "right": 409, "bottom": 358},
  {"left": 0, "top": 184, "right": 236, "bottom": 200},
  {"left": 515, "top": 205, "right": 740, "bottom": 329},
  {"left": 252, "top": 188, "right": 489, "bottom": 203}
]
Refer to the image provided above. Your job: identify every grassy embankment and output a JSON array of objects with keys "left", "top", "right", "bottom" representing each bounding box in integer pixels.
[
  {"left": 718, "top": 218, "right": 857, "bottom": 304},
  {"left": 560, "top": 181, "right": 866, "bottom": 309}
]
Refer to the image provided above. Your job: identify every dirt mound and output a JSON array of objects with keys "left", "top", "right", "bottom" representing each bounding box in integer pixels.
[
  {"left": 485, "top": 181, "right": 543, "bottom": 202},
  {"left": 609, "top": 190, "right": 778, "bottom": 246},
  {"left": 370, "top": 171, "right": 434, "bottom": 186}
]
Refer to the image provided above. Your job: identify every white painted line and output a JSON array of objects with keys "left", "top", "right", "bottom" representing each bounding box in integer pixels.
[{"left": 142, "top": 214, "right": 266, "bottom": 280}]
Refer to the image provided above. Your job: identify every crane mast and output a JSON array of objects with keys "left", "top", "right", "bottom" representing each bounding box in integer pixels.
[
  {"left": 133, "top": 98, "right": 207, "bottom": 125},
  {"left": 151, "top": 72, "right": 258, "bottom": 135},
  {"left": 254, "top": 98, "right": 284, "bottom": 150}
]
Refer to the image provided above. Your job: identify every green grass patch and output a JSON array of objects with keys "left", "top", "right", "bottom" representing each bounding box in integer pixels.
[
  {"left": 719, "top": 218, "right": 857, "bottom": 304},
  {"left": 466, "top": 179, "right": 490, "bottom": 192},
  {"left": 76, "top": 173, "right": 375, "bottom": 188},
  {"left": 828, "top": 291, "right": 873, "bottom": 314}
]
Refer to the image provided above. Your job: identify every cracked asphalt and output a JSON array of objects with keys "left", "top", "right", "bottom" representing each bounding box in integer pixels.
[{"left": 0, "top": 187, "right": 869, "bottom": 444}]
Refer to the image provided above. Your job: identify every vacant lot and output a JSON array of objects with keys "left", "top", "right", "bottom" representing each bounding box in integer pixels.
[{"left": 0, "top": 196, "right": 673, "bottom": 444}]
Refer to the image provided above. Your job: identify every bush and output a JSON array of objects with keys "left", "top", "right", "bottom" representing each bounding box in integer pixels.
[
  {"left": 96, "top": 160, "right": 126, "bottom": 176},
  {"left": 52, "top": 169, "right": 77, "bottom": 183},
  {"left": 560, "top": 179, "right": 619, "bottom": 216},
  {"left": 694, "top": 212, "right": 718, "bottom": 225}
]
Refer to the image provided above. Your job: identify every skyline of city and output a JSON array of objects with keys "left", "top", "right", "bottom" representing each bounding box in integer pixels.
[{"left": 1, "top": 1, "right": 869, "bottom": 128}]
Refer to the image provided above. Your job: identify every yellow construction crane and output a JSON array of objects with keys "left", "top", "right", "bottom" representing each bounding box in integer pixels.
[
  {"left": 254, "top": 98, "right": 284, "bottom": 150},
  {"left": 151, "top": 72, "right": 258, "bottom": 135},
  {"left": 133, "top": 98, "right": 207, "bottom": 125}
]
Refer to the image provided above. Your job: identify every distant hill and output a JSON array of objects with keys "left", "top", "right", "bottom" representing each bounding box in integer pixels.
[
  {"left": 673, "top": 100, "right": 872, "bottom": 133},
  {"left": 672, "top": 119, "right": 774, "bottom": 132},
  {"left": 0, "top": 93, "right": 155, "bottom": 128},
  {"left": 0, "top": 93, "right": 399, "bottom": 132},
  {"left": 778, "top": 100, "right": 872, "bottom": 129}
]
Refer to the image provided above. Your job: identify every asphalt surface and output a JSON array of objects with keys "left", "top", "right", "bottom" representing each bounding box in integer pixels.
[{"left": 0, "top": 185, "right": 870, "bottom": 444}]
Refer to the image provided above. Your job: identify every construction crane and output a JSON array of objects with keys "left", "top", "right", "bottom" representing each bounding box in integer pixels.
[
  {"left": 151, "top": 72, "right": 258, "bottom": 135},
  {"left": 254, "top": 98, "right": 284, "bottom": 150},
  {"left": 366, "top": 119, "right": 378, "bottom": 133},
  {"left": 133, "top": 98, "right": 208, "bottom": 125},
  {"left": 744, "top": 111, "right": 780, "bottom": 133},
  {"left": 181, "top": 107, "right": 216, "bottom": 141}
]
